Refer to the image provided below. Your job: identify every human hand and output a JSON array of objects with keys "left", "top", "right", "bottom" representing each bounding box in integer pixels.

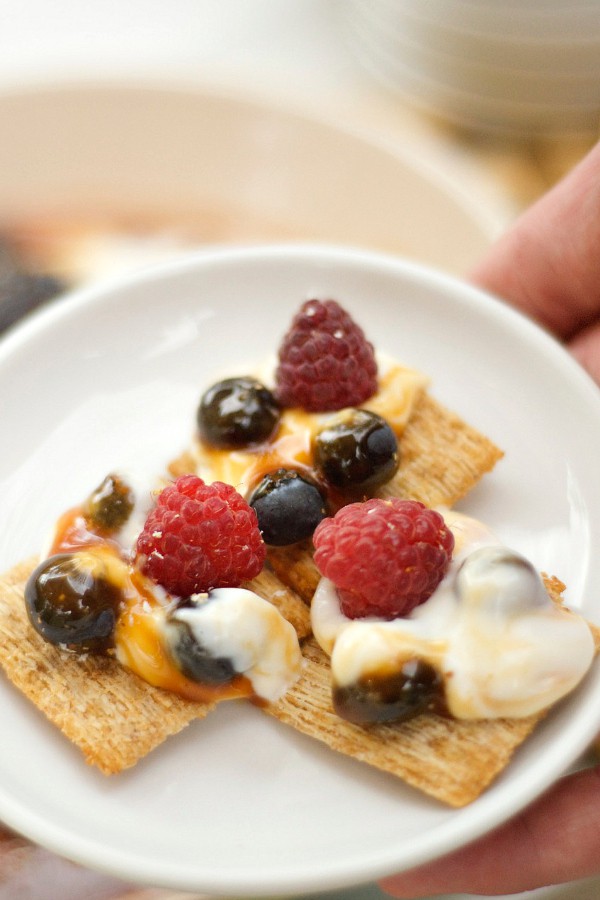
[
  {"left": 381, "top": 763, "right": 600, "bottom": 896},
  {"left": 381, "top": 141, "right": 600, "bottom": 898},
  {"left": 470, "top": 139, "right": 600, "bottom": 387}
]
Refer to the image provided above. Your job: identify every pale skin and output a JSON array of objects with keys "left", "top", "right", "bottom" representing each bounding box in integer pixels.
[{"left": 381, "top": 140, "right": 600, "bottom": 898}]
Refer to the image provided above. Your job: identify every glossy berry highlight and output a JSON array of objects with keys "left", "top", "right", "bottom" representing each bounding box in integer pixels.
[
  {"left": 197, "top": 377, "right": 280, "bottom": 449},
  {"left": 248, "top": 468, "right": 328, "bottom": 545},
  {"left": 313, "top": 409, "right": 398, "bottom": 494},
  {"left": 25, "top": 552, "right": 122, "bottom": 653}
]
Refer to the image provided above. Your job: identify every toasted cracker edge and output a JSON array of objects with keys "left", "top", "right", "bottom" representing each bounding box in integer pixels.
[
  {"left": 0, "top": 559, "right": 215, "bottom": 774},
  {"left": 264, "top": 577, "right": 600, "bottom": 807},
  {"left": 0, "top": 555, "right": 310, "bottom": 775}
]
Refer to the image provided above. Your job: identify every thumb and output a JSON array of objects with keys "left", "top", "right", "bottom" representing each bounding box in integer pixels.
[
  {"left": 470, "top": 141, "right": 600, "bottom": 348},
  {"left": 380, "top": 764, "right": 600, "bottom": 897},
  {"left": 569, "top": 320, "right": 600, "bottom": 385}
]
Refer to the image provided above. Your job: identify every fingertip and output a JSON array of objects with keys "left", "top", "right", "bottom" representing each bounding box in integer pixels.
[{"left": 569, "top": 323, "right": 600, "bottom": 386}]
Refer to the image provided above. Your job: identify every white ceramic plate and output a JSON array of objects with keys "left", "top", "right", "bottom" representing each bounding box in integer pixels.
[
  {"left": 0, "top": 82, "right": 499, "bottom": 280},
  {"left": 1, "top": 245, "right": 600, "bottom": 897}
]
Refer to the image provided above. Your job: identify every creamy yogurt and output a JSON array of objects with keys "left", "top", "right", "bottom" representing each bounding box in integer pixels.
[
  {"left": 162, "top": 587, "right": 303, "bottom": 702},
  {"left": 311, "top": 510, "right": 595, "bottom": 719},
  {"left": 42, "top": 470, "right": 303, "bottom": 704}
]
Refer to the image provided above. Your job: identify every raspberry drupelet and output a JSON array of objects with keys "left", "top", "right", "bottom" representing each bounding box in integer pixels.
[
  {"left": 274, "top": 298, "right": 378, "bottom": 411},
  {"left": 313, "top": 498, "right": 454, "bottom": 619},
  {"left": 136, "top": 475, "right": 266, "bottom": 597}
]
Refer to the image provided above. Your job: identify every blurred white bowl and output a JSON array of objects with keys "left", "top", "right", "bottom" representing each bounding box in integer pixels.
[
  {"left": 346, "top": 0, "right": 600, "bottom": 134},
  {"left": 371, "top": 0, "right": 600, "bottom": 42},
  {"left": 352, "top": 11, "right": 600, "bottom": 104},
  {"left": 356, "top": 1, "right": 600, "bottom": 73},
  {"left": 349, "top": 32, "right": 600, "bottom": 134},
  {"left": 0, "top": 82, "right": 503, "bottom": 277}
]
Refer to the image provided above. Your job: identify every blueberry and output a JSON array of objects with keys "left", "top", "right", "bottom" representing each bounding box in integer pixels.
[
  {"left": 25, "top": 553, "right": 122, "bottom": 653},
  {"left": 197, "top": 377, "right": 280, "bottom": 448},
  {"left": 165, "top": 595, "right": 237, "bottom": 684},
  {"left": 84, "top": 473, "right": 134, "bottom": 533},
  {"left": 314, "top": 409, "right": 398, "bottom": 494},
  {"left": 333, "top": 658, "right": 443, "bottom": 725},
  {"left": 249, "top": 468, "right": 328, "bottom": 545}
]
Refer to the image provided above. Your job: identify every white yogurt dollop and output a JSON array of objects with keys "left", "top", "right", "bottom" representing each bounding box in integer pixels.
[
  {"left": 111, "top": 468, "right": 159, "bottom": 551},
  {"left": 163, "top": 587, "right": 303, "bottom": 702},
  {"left": 311, "top": 510, "right": 595, "bottom": 719}
]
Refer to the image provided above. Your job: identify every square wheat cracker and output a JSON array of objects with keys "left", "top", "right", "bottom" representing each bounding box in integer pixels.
[
  {"left": 0, "top": 559, "right": 309, "bottom": 774},
  {"left": 173, "top": 389, "right": 563, "bottom": 807},
  {"left": 3, "top": 388, "right": 585, "bottom": 806}
]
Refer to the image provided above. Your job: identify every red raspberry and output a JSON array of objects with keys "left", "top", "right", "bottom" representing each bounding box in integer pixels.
[
  {"left": 275, "top": 299, "right": 377, "bottom": 411},
  {"left": 313, "top": 499, "right": 454, "bottom": 619},
  {"left": 136, "top": 475, "right": 266, "bottom": 597}
]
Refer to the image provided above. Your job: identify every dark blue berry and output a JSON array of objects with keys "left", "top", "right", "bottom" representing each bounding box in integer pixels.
[
  {"left": 25, "top": 553, "right": 121, "bottom": 653},
  {"left": 314, "top": 409, "right": 398, "bottom": 493},
  {"left": 249, "top": 468, "right": 328, "bottom": 545},
  {"left": 84, "top": 473, "right": 134, "bottom": 533},
  {"left": 165, "top": 595, "right": 236, "bottom": 684},
  {"left": 197, "top": 377, "right": 280, "bottom": 448},
  {"left": 333, "top": 659, "right": 443, "bottom": 725}
]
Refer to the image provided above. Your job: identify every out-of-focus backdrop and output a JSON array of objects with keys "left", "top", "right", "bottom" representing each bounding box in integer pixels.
[{"left": 1, "top": 0, "right": 598, "bottom": 295}]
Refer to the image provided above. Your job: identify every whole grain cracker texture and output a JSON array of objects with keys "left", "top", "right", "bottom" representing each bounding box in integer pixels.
[
  {"left": 266, "top": 577, "right": 600, "bottom": 807},
  {"left": 267, "top": 637, "right": 540, "bottom": 807},
  {"left": 0, "top": 557, "right": 309, "bottom": 774},
  {"left": 0, "top": 559, "right": 216, "bottom": 774}
]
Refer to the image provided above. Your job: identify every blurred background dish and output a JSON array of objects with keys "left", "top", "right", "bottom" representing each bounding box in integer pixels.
[
  {"left": 345, "top": 0, "right": 600, "bottom": 135},
  {"left": 0, "top": 81, "right": 503, "bottom": 332},
  {"left": 365, "top": 0, "right": 600, "bottom": 41}
]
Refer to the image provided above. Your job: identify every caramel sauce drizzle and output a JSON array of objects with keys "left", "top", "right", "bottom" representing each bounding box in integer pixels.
[{"left": 48, "top": 506, "right": 254, "bottom": 703}]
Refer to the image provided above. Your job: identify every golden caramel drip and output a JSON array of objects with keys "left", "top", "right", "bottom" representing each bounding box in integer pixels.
[
  {"left": 193, "top": 363, "right": 428, "bottom": 495},
  {"left": 48, "top": 509, "right": 253, "bottom": 702}
]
